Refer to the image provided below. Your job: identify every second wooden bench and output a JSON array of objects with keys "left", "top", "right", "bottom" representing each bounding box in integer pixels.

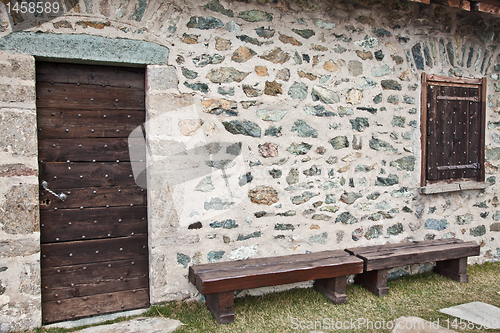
[
  {"left": 345, "top": 238, "right": 480, "bottom": 297},
  {"left": 189, "top": 250, "right": 363, "bottom": 324}
]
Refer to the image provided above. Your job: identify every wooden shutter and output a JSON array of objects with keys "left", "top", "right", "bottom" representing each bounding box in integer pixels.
[{"left": 421, "top": 74, "right": 485, "bottom": 185}]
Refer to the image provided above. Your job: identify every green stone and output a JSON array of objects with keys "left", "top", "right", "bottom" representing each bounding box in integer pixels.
[
  {"left": 425, "top": 218, "right": 448, "bottom": 231},
  {"left": 303, "top": 165, "right": 321, "bottom": 177},
  {"left": 303, "top": 105, "right": 336, "bottom": 117},
  {"left": 373, "top": 93, "right": 383, "bottom": 104},
  {"left": 355, "top": 77, "right": 376, "bottom": 89},
  {"left": 470, "top": 225, "right": 486, "bottom": 237},
  {"left": 193, "top": 54, "right": 224, "bottom": 67},
  {"left": 369, "top": 137, "right": 397, "bottom": 152},
  {"left": 312, "top": 18, "right": 335, "bottom": 29},
  {"left": 387, "top": 223, "right": 404, "bottom": 236},
  {"left": 207, "top": 250, "right": 225, "bottom": 263},
  {"left": 365, "top": 225, "right": 383, "bottom": 240},
  {"left": 291, "top": 191, "right": 319, "bottom": 205},
  {"left": 184, "top": 81, "right": 209, "bottom": 93},
  {"left": 218, "top": 87, "right": 235, "bottom": 96},
  {"left": 177, "top": 253, "right": 190, "bottom": 268},
  {"left": 309, "top": 232, "right": 328, "bottom": 245},
  {"left": 206, "top": 67, "right": 249, "bottom": 83},
  {"left": 236, "top": 35, "right": 263, "bottom": 46},
  {"left": 274, "top": 223, "right": 295, "bottom": 231},
  {"left": 372, "top": 65, "right": 391, "bottom": 77},
  {"left": 350, "top": 117, "right": 369, "bottom": 132},
  {"left": 129, "top": 0, "right": 148, "bottom": 21},
  {"left": 256, "top": 109, "right": 288, "bottom": 121},
  {"left": 292, "top": 28, "right": 315, "bottom": 39},
  {"left": 366, "top": 192, "right": 380, "bottom": 200},
  {"left": 204, "top": 0, "right": 234, "bottom": 17},
  {"left": 354, "top": 35, "right": 378, "bottom": 48},
  {"left": 187, "top": 16, "right": 224, "bottom": 30},
  {"left": 0, "top": 32, "right": 170, "bottom": 65},
  {"left": 237, "top": 231, "right": 261, "bottom": 241},
  {"left": 210, "top": 219, "right": 238, "bottom": 228},
  {"left": 320, "top": 206, "right": 339, "bottom": 213},
  {"left": 312, "top": 214, "right": 331, "bottom": 221},
  {"left": 277, "top": 210, "right": 296, "bottom": 217},
  {"left": 486, "top": 147, "right": 500, "bottom": 160},
  {"left": 288, "top": 82, "right": 308, "bottom": 100},
  {"left": 392, "top": 116, "right": 405, "bottom": 128},
  {"left": 336, "top": 212, "right": 358, "bottom": 224},
  {"left": 292, "top": 51, "right": 303, "bottom": 64},
  {"left": 181, "top": 67, "right": 198, "bottom": 79},
  {"left": 265, "top": 126, "right": 282, "bottom": 137},
  {"left": 286, "top": 142, "right": 312, "bottom": 155},
  {"left": 222, "top": 120, "right": 261, "bottom": 137},
  {"left": 291, "top": 120, "right": 318, "bottom": 138},
  {"left": 255, "top": 27, "right": 275, "bottom": 38},
  {"left": 390, "top": 156, "right": 415, "bottom": 171},
  {"left": 375, "top": 174, "right": 399, "bottom": 186},
  {"left": 238, "top": 10, "right": 273, "bottom": 22},
  {"left": 329, "top": 136, "right": 349, "bottom": 150},
  {"left": 391, "top": 187, "right": 413, "bottom": 198}
]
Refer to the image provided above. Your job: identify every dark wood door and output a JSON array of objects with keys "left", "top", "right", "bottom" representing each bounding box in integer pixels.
[{"left": 37, "top": 62, "right": 149, "bottom": 324}]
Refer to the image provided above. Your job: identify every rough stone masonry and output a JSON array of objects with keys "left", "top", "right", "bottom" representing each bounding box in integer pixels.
[{"left": 1, "top": 0, "right": 500, "bottom": 330}]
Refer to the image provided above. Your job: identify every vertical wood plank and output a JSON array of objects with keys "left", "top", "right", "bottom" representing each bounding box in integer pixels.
[
  {"left": 479, "top": 77, "right": 487, "bottom": 182},
  {"left": 468, "top": 87, "right": 480, "bottom": 179},
  {"left": 426, "top": 83, "right": 439, "bottom": 181},
  {"left": 421, "top": 73, "right": 429, "bottom": 186}
]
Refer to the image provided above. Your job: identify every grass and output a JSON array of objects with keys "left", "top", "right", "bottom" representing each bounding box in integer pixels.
[{"left": 25, "top": 262, "right": 500, "bottom": 333}]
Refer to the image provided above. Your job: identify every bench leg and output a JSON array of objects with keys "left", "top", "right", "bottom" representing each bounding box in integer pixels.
[
  {"left": 354, "top": 269, "right": 389, "bottom": 297},
  {"left": 205, "top": 291, "right": 234, "bottom": 324},
  {"left": 434, "top": 257, "right": 468, "bottom": 283},
  {"left": 313, "top": 276, "right": 347, "bottom": 304}
]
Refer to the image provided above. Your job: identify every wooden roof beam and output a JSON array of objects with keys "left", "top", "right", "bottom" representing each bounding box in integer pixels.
[{"left": 409, "top": 0, "right": 500, "bottom": 16}]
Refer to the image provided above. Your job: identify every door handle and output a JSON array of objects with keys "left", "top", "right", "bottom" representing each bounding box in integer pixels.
[{"left": 41, "top": 180, "right": 67, "bottom": 202}]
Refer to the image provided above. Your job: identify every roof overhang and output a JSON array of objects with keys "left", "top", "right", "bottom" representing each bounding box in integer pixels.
[{"left": 410, "top": 0, "right": 500, "bottom": 16}]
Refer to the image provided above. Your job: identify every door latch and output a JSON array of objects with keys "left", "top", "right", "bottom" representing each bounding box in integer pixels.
[{"left": 41, "top": 180, "right": 67, "bottom": 201}]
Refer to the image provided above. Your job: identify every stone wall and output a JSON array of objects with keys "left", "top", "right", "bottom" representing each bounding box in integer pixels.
[
  {"left": 1, "top": 0, "right": 500, "bottom": 330},
  {"left": 0, "top": 52, "right": 40, "bottom": 331}
]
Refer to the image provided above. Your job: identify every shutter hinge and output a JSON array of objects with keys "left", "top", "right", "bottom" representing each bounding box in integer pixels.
[{"left": 436, "top": 163, "right": 480, "bottom": 171}]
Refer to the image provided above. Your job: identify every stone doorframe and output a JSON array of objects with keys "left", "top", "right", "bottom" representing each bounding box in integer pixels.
[{"left": 0, "top": 33, "right": 173, "bottom": 331}]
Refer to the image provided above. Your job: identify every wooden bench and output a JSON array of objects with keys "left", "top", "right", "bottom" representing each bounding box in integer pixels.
[
  {"left": 188, "top": 250, "right": 364, "bottom": 324},
  {"left": 345, "top": 238, "right": 480, "bottom": 297}
]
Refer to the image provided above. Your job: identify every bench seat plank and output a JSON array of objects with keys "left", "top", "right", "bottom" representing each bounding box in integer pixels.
[
  {"left": 345, "top": 238, "right": 465, "bottom": 256},
  {"left": 346, "top": 238, "right": 480, "bottom": 297},
  {"left": 190, "top": 250, "right": 363, "bottom": 294},
  {"left": 189, "top": 250, "right": 364, "bottom": 324},
  {"left": 348, "top": 242, "right": 480, "bottom": 272}
]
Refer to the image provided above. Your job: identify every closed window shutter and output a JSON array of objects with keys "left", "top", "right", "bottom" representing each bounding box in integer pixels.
[{"left": 426, "top": 85, "right": 481, "bottom": 181}]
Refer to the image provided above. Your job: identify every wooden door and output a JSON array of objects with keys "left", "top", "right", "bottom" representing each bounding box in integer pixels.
[{"left": 37, "top": 62, "right": 149, "bottom": 324}]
